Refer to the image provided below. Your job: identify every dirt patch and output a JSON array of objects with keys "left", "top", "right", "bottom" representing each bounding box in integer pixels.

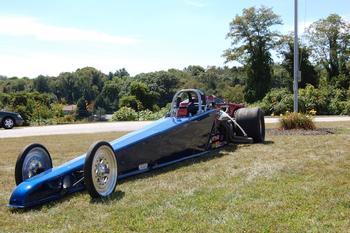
[{"left": 267, "top": 128, "right": 336, "bottom": 136}]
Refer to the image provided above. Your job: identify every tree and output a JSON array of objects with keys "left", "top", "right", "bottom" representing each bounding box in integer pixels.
[
  {"left": 75, "top": 67, "right": 106, "bottom": 102},
  {"left": 307, "top": 14, "right": 350, "bottom": 83},
  {"left": 134, "top": 71, "right": 179, "bottom": 107},
  {"left": 57, "top": 72, "right": 77, "bottom": 104},
  {"left": 184, "top": 65, "right": 205, "bottom": 76},
  {"left": 95, "top": 81, "right": 120, "bottom": 112},
  {"left": 114, "top": 68, "right": 130, "bottom": 78},
  {"left": 119, "top": 95, "right": 143, "bottom": 111},
  {"left": 3, "top": 77, "right": 32, "bottom": 93},
  {"left": 76, "top": 97, "right": 90, "bottom": 119},
  {"left": 224, "top": 6, "right": 282, "bottom": 102},
  {"left": 34, "top": 75, "right": 50, "bottom": 93},
  {"left": 222, "top": 85, "right": 245, "bottom": 103},
  {"left": 129, "top": 81, "right": 157, "bottom": 110},
  {"left": 279, "top": 35, "right": 319, "bottom": 88}
]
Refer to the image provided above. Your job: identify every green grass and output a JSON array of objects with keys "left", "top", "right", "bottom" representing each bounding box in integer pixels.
[{"left": 1, "top": 122, "right": 350, "bottom": 232}]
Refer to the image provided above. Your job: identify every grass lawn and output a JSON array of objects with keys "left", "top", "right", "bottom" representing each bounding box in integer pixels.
[{"left": 0, "top": 122, "right": 350, "bottom": 232}]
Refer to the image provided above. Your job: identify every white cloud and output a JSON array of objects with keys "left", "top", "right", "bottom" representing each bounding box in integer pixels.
[
  {"left": 0, "top": 51, "right": 199, "bottom": 78},
  {"left": 0, "top": 15, "right": 138, "bottom": 44},
  {"left": 184, "top": 0, "right": 207, "bottom": 8}
]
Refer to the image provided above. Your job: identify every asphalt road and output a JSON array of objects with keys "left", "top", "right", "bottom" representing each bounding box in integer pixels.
[{"left": 1, "top": 116, "right": 350, "bottom": 139}]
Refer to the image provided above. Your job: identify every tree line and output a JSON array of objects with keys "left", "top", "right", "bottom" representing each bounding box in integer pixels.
[{"left": 0, "top": 6, "right": 350, "bottom": 124}]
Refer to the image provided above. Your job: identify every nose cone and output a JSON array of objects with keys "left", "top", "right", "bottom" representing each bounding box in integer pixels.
[{"left": 8, "top": 182, "right": 33, "bottom": 208}]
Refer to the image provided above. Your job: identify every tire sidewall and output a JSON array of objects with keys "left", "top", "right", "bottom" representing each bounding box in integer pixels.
[{"left": 235, "top": 107, "right": 265, "bottom": 143}]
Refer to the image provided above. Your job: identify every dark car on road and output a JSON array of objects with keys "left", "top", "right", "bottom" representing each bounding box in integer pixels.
[{"left": 0, "top": 111, "right": 24, "bottom": 129}]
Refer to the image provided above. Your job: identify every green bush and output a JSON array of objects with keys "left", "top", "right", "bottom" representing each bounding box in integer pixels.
[
  {"left": 280, "top": 112, "right": 316, "bottom": 130},
  {"left": 260, "top": 88, "right": 293, "bottom": 115},
  {"left": 31, "top": 103, "right": 53, "bottom": 125},
  {"left": 51, "top": 103, "right": 64, "bottom": 118},
  {"left": 64, "top": 115, "right": 75, "bottom": 123},
  {"left": 259, "top": 85, "right": 348, "bottom": 116},
  {"left": 112, "top": 107, "right": 138, "bottom": 121},
  {"left": 119, "top": 95, "right": 143, "bottom": 111},
  {"left": 138, "top": 110, "right": 155, "bottom": 121},
  {"left": 138, "top": 105, "right": 170, "bottom": 121},
  {"left": 342, "top": 101, "right": 350, "bottom": 115}
]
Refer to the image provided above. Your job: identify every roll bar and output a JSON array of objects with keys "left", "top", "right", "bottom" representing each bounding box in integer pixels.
[{"left": 170, "top": 89, "right": 207, "bottom": 117}]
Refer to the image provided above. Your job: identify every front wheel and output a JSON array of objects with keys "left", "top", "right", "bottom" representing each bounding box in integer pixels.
[
  {"left": 235, "top": 108, "right": 265, "bottom": 143},
  {"left": 15, "top": 143, "right": 53, "bottom": 185},
  {"left": 84, "top": 141, "right": 118, "bottom": 198}
]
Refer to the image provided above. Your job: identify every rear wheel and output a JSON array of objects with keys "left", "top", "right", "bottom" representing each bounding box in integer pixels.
[
  {"left": 3, "top": 117, "right": 14, "bottom": 129},
  {"left": 15, "top": 143, "right": 53, "bottom": 185},
  {"left": 235, "top": 108, "right": 265, "bottom": 143},
  {"left": 84, "top": 141, "right": 118, "bottom": 198}
]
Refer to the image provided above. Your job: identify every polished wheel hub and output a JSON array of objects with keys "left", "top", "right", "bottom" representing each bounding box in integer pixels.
[
  {"left": 22, "top": 147, "right": 51, "bottom": 180},
  {"left": 95, "top": 159, "right": 110, "bottom": 186},
  {"left": 91, "top": 146, "right": 117, "bottom": 196},
  {"left": 28, "top": 160, "right": 41, "bottom": 178}
]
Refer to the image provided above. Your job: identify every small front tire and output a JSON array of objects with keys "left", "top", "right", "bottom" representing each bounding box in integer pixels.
[
  {"left": 15, "top": 143, "right": 53, "bottom": 185},
  {"left": 84, "top": 141, "right": 118, "bottom": 198}
]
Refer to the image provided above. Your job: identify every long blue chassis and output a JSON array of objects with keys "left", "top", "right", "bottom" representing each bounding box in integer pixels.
[{"left": 9, "top": 109, "right": 217, "bottom": 208}]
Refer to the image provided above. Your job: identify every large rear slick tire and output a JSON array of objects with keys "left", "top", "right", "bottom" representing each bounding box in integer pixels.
[
  {"left": 84, "top": 141, "right": 118, "bottom": 198},
  {"left": 235, "top": 108, "right": 265, "bottom": 143}
]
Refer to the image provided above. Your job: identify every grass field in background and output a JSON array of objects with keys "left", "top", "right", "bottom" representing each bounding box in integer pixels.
[{"left": 0, "top": 122, "right": 350, "bottom": 232}]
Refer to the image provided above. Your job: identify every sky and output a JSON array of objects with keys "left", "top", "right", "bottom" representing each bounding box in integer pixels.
[{"left": 0, "top": 0, "right": 349, "bottom": 78}]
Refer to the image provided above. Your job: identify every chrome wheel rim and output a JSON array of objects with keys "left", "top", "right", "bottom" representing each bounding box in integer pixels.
[
  {"left": 4, "top": 118, "right": 14, "bottom": 128},
  {"left": 22, "top": 147, "right": 51, "bottom": 180},
  {"left": 91, "top": 145, "right": 117, "bottom": 196}
]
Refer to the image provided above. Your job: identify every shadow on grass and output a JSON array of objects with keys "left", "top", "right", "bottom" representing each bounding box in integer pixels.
[
  {"left": 90, "top": 190, "right": 125, "bottom": 204},
  {"left": 9, "top": 191, "right": 86, "bottom": 213},
  {"left": 118, "top": 144, "right": 238, "bottom": 184},
  {"left": 10, "top": 189, "right": 126, "bottom": 213},
  {"left": 263, "top": 140, "right": 274, "bottom": 145}
]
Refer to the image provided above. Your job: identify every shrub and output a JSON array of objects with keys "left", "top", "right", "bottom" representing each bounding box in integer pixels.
[
  {"left": 260, "top": 85, "right": 347, "bottom": 116},
  {"left": 119, "top": 95, "right": 143, "bottom": 111},
  {"left": 280, "top": 112, "right": 316, "bottom": 130},
  {"left": 112, "top": 107, "right": 137, "bottom": 121},
  {"left": 138, "top": 110, "right": 156, "bottom": 121},
  {"left": 64, "top": 115, "right": 75, "bottom": 123},
  {"left": 31, "top": 103, "right": 53, "bottom": 125},
  {"left": 138, "top": 105, "right": 170, "bottom": 121},
  {"left": 51, "top": 103, "right": 64, "bottom": 118},
  {"left": 260, "top": 88, "right": 293, "bottom": 115},
  {"left": 342, "top": 101, "right": 350, "bottom": 115}
]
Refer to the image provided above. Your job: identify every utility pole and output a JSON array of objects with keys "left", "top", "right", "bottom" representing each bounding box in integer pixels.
[{"left": 293, "top": 0, "right": 299, "bottom": 112}]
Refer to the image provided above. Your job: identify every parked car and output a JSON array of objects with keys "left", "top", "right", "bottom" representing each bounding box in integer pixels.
[
  {"left": 9, "top": 89, "right": 265, "bottom": 208},
  {"left": 0, "top": 111, "right": 24, "bottom": 129}
]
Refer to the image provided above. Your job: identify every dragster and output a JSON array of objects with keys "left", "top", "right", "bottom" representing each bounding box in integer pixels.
[{"left": 8, "top": 89, "right": 265, "bottom": 208}]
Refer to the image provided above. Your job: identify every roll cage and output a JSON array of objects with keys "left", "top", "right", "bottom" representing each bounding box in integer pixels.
[{"left": 170, "top": 89, "right": 208, "bottom": 117}]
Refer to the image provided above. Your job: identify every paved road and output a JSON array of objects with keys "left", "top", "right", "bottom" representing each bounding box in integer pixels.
[
  {"left": 265, "top": 116, "right": 350, "bottom": 123},
  {"left": 1, "top": 116, "right": 350, "bottom": 138},
  {"left": 0, "top": 121, "right": 153, "bottom": 139}
]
